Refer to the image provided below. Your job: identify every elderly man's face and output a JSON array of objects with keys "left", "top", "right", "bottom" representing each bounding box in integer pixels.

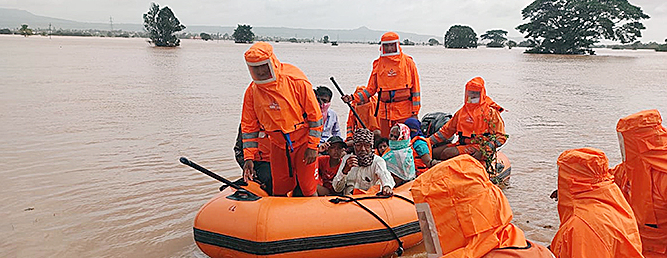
[{"left": 354, "top": 141, "right": 372, "bottom": 156}]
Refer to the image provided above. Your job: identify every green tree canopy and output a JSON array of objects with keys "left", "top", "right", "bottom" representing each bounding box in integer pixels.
[
  {"left": 516, "top": 0, "right": 649, "bottom": 55},
  {"left": 200, "top": 32, "right": 211, "bottom": 41},
  {"left": 322, "top": 35, "right": 329, "bottom": 43},
  {"left": 428, "top": 38, "right": 440, "bottom": 46},
  {"left": 444, "top": 25, "right": 478, "bottom": 49},
  {"left": 481, "top": 29, "right": 508, "bottom": 48},
  {"left": 19, "top": 24, "right": 32, "bottom": 37},
  {"left": 143, "top": 3, "right": 186, "bottom": 47},
  {"left": 403, "top": 38, "right": 415, "bottom": 46},
  {"left": 233, "top": 24, "right": 255, "bottom": 43}
]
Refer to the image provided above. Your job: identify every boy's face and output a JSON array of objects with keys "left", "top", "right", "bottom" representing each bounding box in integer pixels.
[
  {"left": 377, "top": 142, "right": 389, "bottom": 154},
  {"left": 328, "top": 143, "right": 345, "bottom": 160}
]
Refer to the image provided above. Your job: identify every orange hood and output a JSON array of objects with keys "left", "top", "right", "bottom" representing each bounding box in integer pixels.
[
  {"left": 616, "top": 109, "right": 667, "bottom": 235},
  {"left": 244, "top": 42, "right": 282, "bottom": 88},
  {"left": 375, "top": 32, "right": 412, "bottom": 91},
  {"left": 410, "top": 155, "right": 526, "bottom": 258},
  {"left": 555, "top": 148, "right": 643, "bottom": 257},
  {"left": 457, "top": 77, "right": 504, "bottom": 137}
]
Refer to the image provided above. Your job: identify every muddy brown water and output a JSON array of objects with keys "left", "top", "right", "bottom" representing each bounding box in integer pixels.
[{"left": 2, "top": 35, "right": 666, "bottom": 257}]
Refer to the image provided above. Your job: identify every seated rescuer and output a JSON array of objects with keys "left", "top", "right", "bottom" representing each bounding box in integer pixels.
[
  {"left": 404, "top": 117, "right": 439, "bottom": 176},
  {"left": 341, "top": 32, "right": 421, "bottom": 138},
  {"left": 234, "top": 124, "right": 272, "bottom": 195},
  {"left": 611, "top": 109, "right": 667, "bottom": 258},
  {"left": 429, "top": 77, "right": 507, "bottom": 162},
  {"left": 332, "top": 128, "right": 395, "bottom": 196},
  {"left": 345, "top": 86, "right": 381, "bottom": 144},
  {"left": 410, "top": 155, "right": 553, "bottom": 258},
  {"left": 315, "top": 86, "right": 342, "bottom": 144},
  {"left": 382, "top": 123, "right": 416, "bottom": 185},
  {"left": 551, "top": 148, "right": 643, "bottom": 258},
  {"left": 241, "top": 42, "right": 322, "bottom": 197},
  {"left": 316, "top": 136, "right": 346, "bottom": 196}
]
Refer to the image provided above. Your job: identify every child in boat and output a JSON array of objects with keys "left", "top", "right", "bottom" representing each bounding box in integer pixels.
[
  {"left": 404, "top": 118, "right": 439, "bottom": 176},
  {"left": 332, "top": 128, "right": 395, "bottom": 196},
  {"left": 382, "top": 123, "right": 416, "bottom": 185},
  {"left": 374, "top": 137, "right": 389, "bottom": 156},
  {"left": 316, "top": 136, "right": 346, "bottom": 196}
]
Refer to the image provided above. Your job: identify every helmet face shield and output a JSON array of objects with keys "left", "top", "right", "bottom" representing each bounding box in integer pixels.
[
  {"left": 381, "top": 40, "right": 400, "bottom": 56},
  {"left": 466, "top": 90, "right": 481, "bottom": 104},
  {"left": 246, "top": 59, "right": 276, "bottom": 84}
]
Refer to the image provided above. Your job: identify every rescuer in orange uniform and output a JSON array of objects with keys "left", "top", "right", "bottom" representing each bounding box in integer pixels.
[
  {"left": 429, "top": 77, "right": 506, "bottom": 161},
  {"left": 551, "top": 147, "right": 643, "bottom": 258},
  {"left": 342, "top": 32, "right": 421, "bottom": 138},
  {"left": 241, "top": 42, "right": 323, "bottom": 197},
  {"left": 345, "top": 86, "right": 381, "bottom": 142},
  {"left": 612, "top": 109, "right": 667, "bottom": 258},
  {"left": 410, "top": 155, "right": 553, "bottom": 258}
]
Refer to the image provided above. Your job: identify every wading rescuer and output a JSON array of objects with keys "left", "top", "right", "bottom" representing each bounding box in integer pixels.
[
  {"left": 342, "top": 32, "right": 421, "bottom": 138},
  {"left": 241, "top": 42, "right": 323, "bottom": 197},
  {"left": 551, "top": 148, "right": 643, "bottom": 258},
  {"left": 429, "top": 77, "right": 507, "bottom": 161},
  {"left": 612, "top": 110, "right": 667, "bottom": 258}
]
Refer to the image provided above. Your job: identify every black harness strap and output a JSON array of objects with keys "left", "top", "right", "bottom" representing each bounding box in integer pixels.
[{"left": 329, "top": 193, "right": 415, "bottom": 256}]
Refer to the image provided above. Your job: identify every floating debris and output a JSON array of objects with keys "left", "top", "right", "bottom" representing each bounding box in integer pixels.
[{"left": 24, "top": 207, "right": 35, "bottom": 211}]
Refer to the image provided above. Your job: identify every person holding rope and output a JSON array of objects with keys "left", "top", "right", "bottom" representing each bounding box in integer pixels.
[
  {"left": 241, "top": 42, "right": 323, "bottom": 197},
  {"left": 342, "top": 32, "right": 421, "bottom": 138}
]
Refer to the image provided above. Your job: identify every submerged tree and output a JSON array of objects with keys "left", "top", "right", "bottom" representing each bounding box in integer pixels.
[
  {"left": 322, "top": 35, "right": 329, "bottom": 44},
  {"left": 428, "top": 38, "right": 440, "bottom": 46},
  {"left": 232, "top": 24, "right": 254, "bottom": 43},
  {"left": 200, "top": 32, "right": 211, "bottom": 41},
  {"left": 516, "top": 0, "right": 650, "bottom": 55},
  {"left": 506, "top": 40, "right": 517, "bottom": 49},
  {"left": 481, "top": 29, "right": 508, "bottom": 48},
  {"left": 143, "top": 3, "right": 186, "bottom": 47},
  {"left": 19, "top": 24, "right": 32, "bottom": 37},
  {"left": 444, "top": 25, "right": 478, "bottom": 49}
]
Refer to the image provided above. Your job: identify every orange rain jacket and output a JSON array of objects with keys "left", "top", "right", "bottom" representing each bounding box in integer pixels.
[
  {"left": 551, "top": 148, "right": 643, "bottom": 258},
  {"left": 352, "top": 32, "right": 421, "bottom": 121},
  {"left": 345, "top": 86, "right": 381, "bottom": 139},
  {"left": 612, "top": 109, "right": 667, "bottom": 257},
  {"left": 429, "top": 77, "right": 507, "bottom": 149},
  {"left": 410, "top": 155, "right": 552, "bottom": 258},
  {"left": 241, "top": 42, "right": 323, "bottom": 160}
]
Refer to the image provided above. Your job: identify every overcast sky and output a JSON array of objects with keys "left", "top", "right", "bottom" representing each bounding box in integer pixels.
[{"left": 2, "top": 0, "right": 666, "bottom": 42}]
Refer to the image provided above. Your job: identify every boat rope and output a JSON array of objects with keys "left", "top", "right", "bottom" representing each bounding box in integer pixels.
[{"left": 329, "top": 194, "right": 414, "bottom": 256}]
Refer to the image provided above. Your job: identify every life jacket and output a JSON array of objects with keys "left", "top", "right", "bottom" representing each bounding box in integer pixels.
[
  {"left": 410, "top": 136, "right": 432, "bottom": 175},
  {"left": 482, "top": 241, "right": 554, "bottom": 258}
]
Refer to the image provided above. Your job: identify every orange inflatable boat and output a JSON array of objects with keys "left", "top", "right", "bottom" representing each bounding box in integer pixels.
[{"left": 192, "top": 180, "right": 422, "bottom": 258}]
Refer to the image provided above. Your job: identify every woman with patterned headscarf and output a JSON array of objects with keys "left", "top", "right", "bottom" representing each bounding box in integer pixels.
[
  {"left": 382, "top": 123, "right": 416, "bottom": 185},
  {"left": 332, "top": 128, "right": 395, "bottom": 196}
]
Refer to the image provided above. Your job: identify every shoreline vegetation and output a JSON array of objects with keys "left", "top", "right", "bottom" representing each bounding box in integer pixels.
[
  {"left": 3, "top": 28, "right": 666, "bottom": 52},
  {"left": 3, "top": 0, "right": 666, "bottom": 52}
]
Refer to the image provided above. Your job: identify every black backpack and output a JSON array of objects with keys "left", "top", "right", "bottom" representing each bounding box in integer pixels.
[{"left": 420, "top": 112, "right": 454, "bottom": 146}]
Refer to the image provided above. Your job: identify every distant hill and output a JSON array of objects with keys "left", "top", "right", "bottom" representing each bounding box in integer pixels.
[{"left": 0, "top": 8, "right": 440, "bottom": 42}]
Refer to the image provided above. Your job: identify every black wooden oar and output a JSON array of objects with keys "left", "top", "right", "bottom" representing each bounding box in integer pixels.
[
  {"left": 330, "top": 77, "right": 367, "bottom": 129},
  {"left": 179, "top": 157, "right": 259, "bottom": 199}
]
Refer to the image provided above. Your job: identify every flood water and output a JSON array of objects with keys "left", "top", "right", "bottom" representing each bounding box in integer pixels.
[{"left": 1, "top": 35, "right": 666, "bottom": 257}]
